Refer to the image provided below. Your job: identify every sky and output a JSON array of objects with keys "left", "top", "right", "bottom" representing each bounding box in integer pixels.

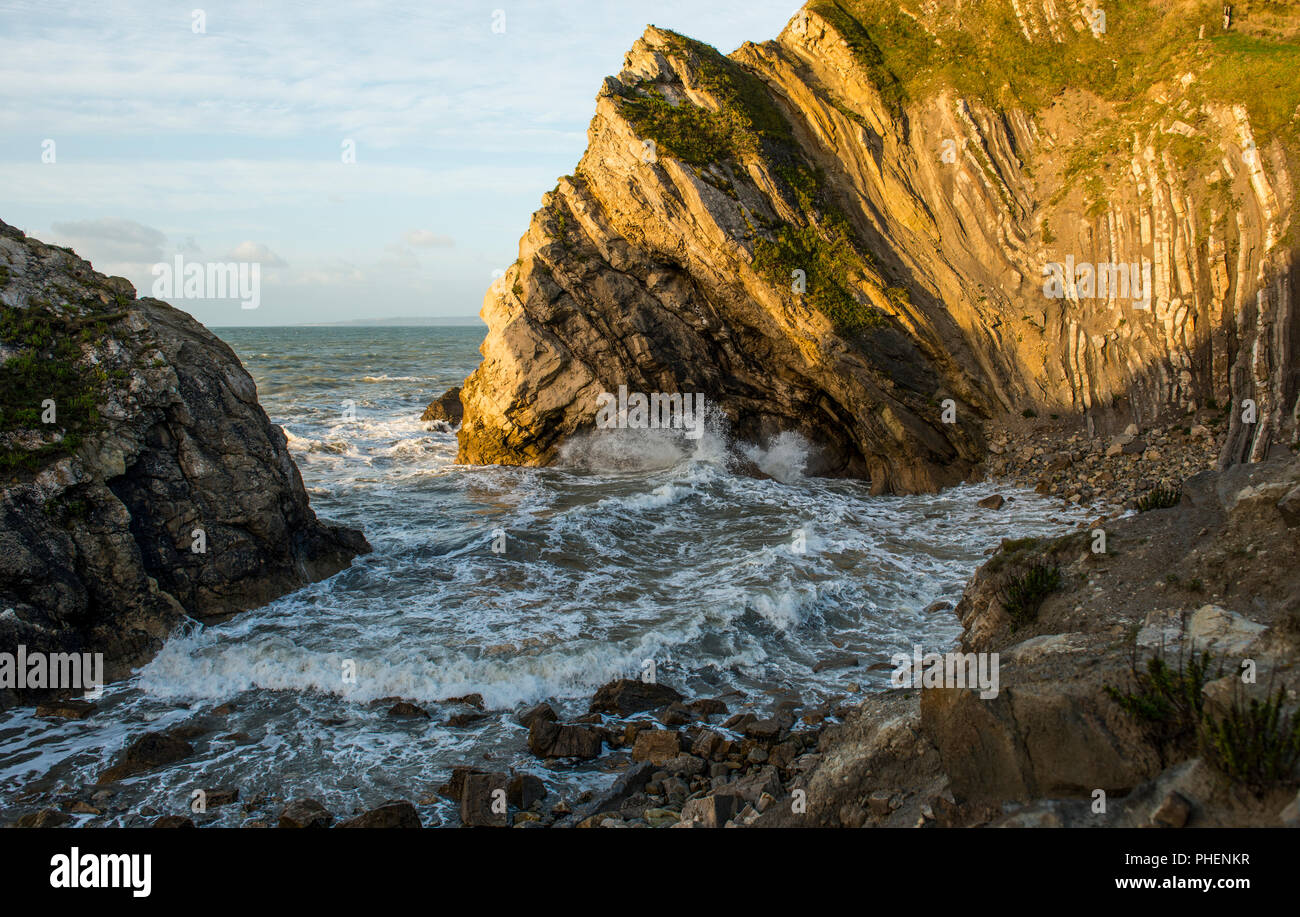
[{"left": 0, "top": 0, "right": 803, "bottom": 326}]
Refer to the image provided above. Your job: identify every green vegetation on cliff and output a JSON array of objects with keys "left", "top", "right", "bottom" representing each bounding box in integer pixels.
[{"left": 0, "top": 301, "right": 118, "bottom": 474}]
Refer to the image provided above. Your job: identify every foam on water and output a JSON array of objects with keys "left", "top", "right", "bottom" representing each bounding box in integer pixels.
[{"left": 0, "top": 326, "right": 1094, "bottom": 825}]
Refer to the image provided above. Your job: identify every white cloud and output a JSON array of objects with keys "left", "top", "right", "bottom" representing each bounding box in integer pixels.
[
  {"left": 227, "top": 241, "right": 287, "bottom": 267},
  {"left": 403, "top": 229, "right": 454, "bottom": 248},
  {"left": 48, "top": 217, "right": 167, "bottom": 263}
]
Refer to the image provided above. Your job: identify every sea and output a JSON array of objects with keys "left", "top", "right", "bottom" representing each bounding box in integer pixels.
[{"left": 0, "top": 325, "right": 1089, "bottom": 825}]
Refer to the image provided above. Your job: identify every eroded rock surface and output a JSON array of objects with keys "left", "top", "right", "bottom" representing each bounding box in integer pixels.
[{"left": 0, "top": 219, "right": 369, "bottom": 702}]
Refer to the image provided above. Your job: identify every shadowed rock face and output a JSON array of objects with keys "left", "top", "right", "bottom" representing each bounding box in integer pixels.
[
  {"left": 457, "top": 2, "right": 1298, "bottom": 493},
  {"left": 0, "top": 219, "right": 369, "bottom": 700}
]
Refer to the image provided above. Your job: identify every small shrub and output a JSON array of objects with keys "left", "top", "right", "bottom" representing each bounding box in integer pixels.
[
  {"left": 1200, "top": 683, "right": 1300, "bottom": 789},
  {"left": 1136, "top": 484, "right": 1182, "bottom": 512},
  {"left": 1021, "top": 408, "right": 1037, "bottom": 418},
  {"left": 1106, "top": 647, "right": 1221, "bottom": 749},
  {"left": 997, "top": 561, "right": 1060, "bottom": 629}
]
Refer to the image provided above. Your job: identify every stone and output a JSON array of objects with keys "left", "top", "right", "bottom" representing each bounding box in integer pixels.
[
  {"left": 35, "top": 700, "right": 97, "bottom": 720},
  {"left": 812, "top": 653, "right": 858, "bottom": 673},
  {"left": 421, "top": 386, "right": 464, "bottom": 425},
  {"left": 387, "top": 701, "right": 430, "bottom": 718},
  {"left": 1278, "top": 485, "right": 1300, "bottom": 526},
  {"left": 528, "top": 718, "right": 603, "bottom": 759},
  {"left": 16, "top": 808, "right": 69, "bottom": 828},
  {"left": 1186, "top": 604, "right": 1266, "bottom": 655},
  {"left": 516, "top": 702, "right": 558, "bottom": 729},
  {"left": 97, "top": 731, "right": 194, "bottom": 783},
  {"left": 588, "top": 679, "right": 684, "bottom": 716},
  {"left": 657, "top": 701, "right": 693, "bottom": 726},
  {"left": 278, "top": 799, "right": 333, "bottom": 829},
  {"left": 507, "top": 774, "right": 547, "bottom": 810},
  {"left": 340, "top": 801, "right": 423, "bottom": 829},
  {"left": 692, "top": 730, "right": 732, "bottom": 761},
  {"left": 151, "top": 815, "right": 195, "bottom": 828},
  {"left": 435, "top": 766, "right": 489, "bottom": 802},
  {"left": 1149, "top": 791, "right": 1192, "bottom": 828},
  {"left": 680, "top": 794, "right": 739, "bottom": 828},
  {"left": 977, "top": 494, "right": 1005, "bottom": 510},
  {"left": 661, "top": 754, "right": 706, "bottom": 777},
  {"left": 868, "top": 791, "right": 892, "bottom": 817},
  {"left": 460, "top": 774, "right": 510, "bottom": 828},
  {"left": 686, "top": 697, "right": 729, "bottom": 718},
  {"left": 632, "top": 730, "right": 681, "bottom": 765}
]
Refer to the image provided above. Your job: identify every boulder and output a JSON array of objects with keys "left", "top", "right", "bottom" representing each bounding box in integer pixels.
[
  {"left": 680, "top": 794, "right": 739, "bottom": 828},
  {"left": 279, "top": 798, "right": 334, "bottom": 829},
  {"left": 339, "top": 801, "right": 422, "bottom": 828},
  {"left": 421, "top": 386, "right": 464, "bottom": 425},
  {"left": 97, "top": 731, "right": 194, "bottom": 783},
  {"left": 588, "top": 679, "right": 684, "bottom": 716},
  {"left": 151, "top": 815, "right": 196, "bottom": 828},
  {"left": 507, "top": 773, "right": 547, "bottom": 810},
  {"left": 516, "top": 702, "right": 558, "bottom": 729},
  {"left": 460, "top": 773, "right": 510, "bottom": 828},
  {"left": 977, "top": 494, "right": 1005, "bottom": 510},
  {"left": 631, "top": 730, "right": 680, "bottom": 765},
  {"left": 528, "top": 718, "right": 603, "bottom": 759}
]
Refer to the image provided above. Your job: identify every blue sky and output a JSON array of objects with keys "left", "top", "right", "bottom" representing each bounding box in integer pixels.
[{"left": 0, "top": 0, "right": 802, "bottom": 326}]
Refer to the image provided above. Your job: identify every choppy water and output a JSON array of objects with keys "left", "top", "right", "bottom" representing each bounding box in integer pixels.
[{"left": 0, "top": 326, "right": 1089, "bottom": 826}]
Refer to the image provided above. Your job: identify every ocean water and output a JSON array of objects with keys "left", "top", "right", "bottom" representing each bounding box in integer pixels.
[{"left": 0, "top": 326, "right": 1089, "bottom": 826}]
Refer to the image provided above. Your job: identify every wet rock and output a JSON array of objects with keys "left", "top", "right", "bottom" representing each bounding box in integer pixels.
[
  {"left": 631, "top": 730, "right": 680, "bottom": 765},
  {"left": 16, "top": 808, "right": 69, "bottom": 828},
  {"left": 459, "top": 774, "right": 510, "bottom": 828},
  {"left": 588, "top": 679, "right": 684, "bottom": 716},
  {"left": 507, "top": 774, "right": 547, "bottom": 809},
  {"left": 528, "top": 718, "right": 603, "bottom": 759},
  {"left": 977, "top": 494, "right": 1005, "bottom": 510},
  {"left": 387, "top": 701, "right": 430, "bottom": 719},
  {"left": 516, "top": 702, "right": 558, "bottom": 729},
  {"left": 421, "top": 386, "right": 464, "bottom": 425},
  {"left": 569, "top": 762, "right": 656, "bottom": 822},
  {"left": 686, "top": 697, "right": 729, "bottom": 718},
  {"left": 35, "top": 700, "right": 97, "bottom": 720},
  {"left": 812, "top": 653, "right": 858, "bottom": 673},
  {"left": 150, "top": 815, "right": 195, "bottom": 828},
  {"left": 445, "top": 711, "right": 487, "bottom": 728},
  {"left": 97, "top": 731, "right": 194, "bottom": 783},
  {"left": 278, "top": 798, "right": 334, "bottom": 829},
  {"left": 203, "top": 787, "right": 239, "bottom": 808},
  {"left": 339, "top": 801, "right": 422, "bottom": 828},
  {"left": 657, "top": 702, "right": 693, "bottom": 726}
]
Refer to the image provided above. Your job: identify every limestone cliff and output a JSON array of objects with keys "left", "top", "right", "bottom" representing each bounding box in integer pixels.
[
  {"left": 0, "top": 219, "right": 369, "bottom": 699},
  {"left": 457, "top": 0, "right": 1299, "bottom": 493}
]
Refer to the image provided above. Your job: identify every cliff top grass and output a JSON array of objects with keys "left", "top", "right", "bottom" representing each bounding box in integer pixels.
[
  {"left": 811, "top": 0, "right": 1300, "bottom": 149},
  {"left": 614, "top": 29, "right": 796, "bottom": 166}
]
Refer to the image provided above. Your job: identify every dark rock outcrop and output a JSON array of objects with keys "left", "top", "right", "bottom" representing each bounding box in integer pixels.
[
  {"left": 588, "top": 678, "right": 684, "bottom": 716},
  {"left": 0, "top": 219, "right": 369, "bottom": 704},
  {"left": 420, "top": 387, "right": 463, "bottom": 426}
]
